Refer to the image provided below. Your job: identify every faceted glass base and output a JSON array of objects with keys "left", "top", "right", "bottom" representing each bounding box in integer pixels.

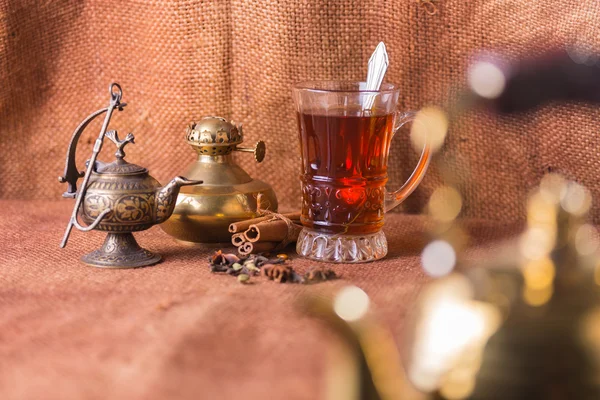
[{"left": 296, "top": 228, "right": 388, "bottom": 263}]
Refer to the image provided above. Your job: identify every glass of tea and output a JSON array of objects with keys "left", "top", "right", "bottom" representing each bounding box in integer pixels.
[{"left": 292, "top": 81, "right": 431, "bottom": 263}]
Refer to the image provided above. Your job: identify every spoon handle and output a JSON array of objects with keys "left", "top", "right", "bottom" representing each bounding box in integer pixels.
[{"left": 364, "top": 42, "right": 389, "bottom": 110}]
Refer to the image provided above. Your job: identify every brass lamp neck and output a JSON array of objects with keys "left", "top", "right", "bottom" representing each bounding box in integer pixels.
[{"left": 196, "top": 154, "right": 234, "bottom": 164}]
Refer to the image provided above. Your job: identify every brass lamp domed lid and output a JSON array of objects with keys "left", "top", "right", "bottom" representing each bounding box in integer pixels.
[{"left": 185, "top": 116, "right": 264, "bottom": 162}]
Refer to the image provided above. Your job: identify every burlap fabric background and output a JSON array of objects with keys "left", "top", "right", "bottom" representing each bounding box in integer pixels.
[
  {"left": 1, "top": 1, "right": 599, "bottom": 399},
  {"left": 1, "top": 0, "right": 599, "bottom": 220}
]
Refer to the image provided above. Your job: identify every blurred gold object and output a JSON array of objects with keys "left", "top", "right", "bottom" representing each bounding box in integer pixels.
[
  {"left": 160, "top": 116, "right": 278, "bottom": 243},
  {"left": 305, "top": 177, "right": 600, "bottom": 400},
  {"left": 405, "top": 175, "right": 600, "bottom": 400},
  {"left": 302, "top": 286, "right": 426, "bottom": 400}
]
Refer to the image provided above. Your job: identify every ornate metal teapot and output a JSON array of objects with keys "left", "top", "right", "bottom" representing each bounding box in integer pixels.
[{"left": 59, "top": 83, "right": 202, "bottom": 268}]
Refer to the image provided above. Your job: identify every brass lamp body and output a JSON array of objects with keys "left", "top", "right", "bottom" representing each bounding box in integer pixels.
[{"left": 160, "top": 117, "right": 278, "bottom": 243}]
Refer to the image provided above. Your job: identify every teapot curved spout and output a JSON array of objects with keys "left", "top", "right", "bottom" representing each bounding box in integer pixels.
[{"left": 155, "top": 177, "right": 202, "bottom": 224}]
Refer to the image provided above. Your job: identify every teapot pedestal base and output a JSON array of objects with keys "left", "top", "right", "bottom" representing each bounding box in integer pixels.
[{"left": 81, "top": 232, "right": 161, "bottom": 269}]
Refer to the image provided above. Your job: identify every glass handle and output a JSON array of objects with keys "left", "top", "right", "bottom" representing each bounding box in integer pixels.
[{"left": 384, "top": 111, "right": 432, "bottom": 212}]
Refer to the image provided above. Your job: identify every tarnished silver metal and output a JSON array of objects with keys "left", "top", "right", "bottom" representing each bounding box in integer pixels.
[
  {"left": 60, "top": 83, "right": 125, "bottom": 246},
  {"left": 81, "top": 232, "right": 161, "bottom": 269},
  {"left": 59, "top": 84, "right": 202, "bottom": 268}
]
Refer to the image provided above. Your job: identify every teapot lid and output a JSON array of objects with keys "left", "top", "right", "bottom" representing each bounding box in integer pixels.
[
  {"left": 96, "top": 130, "right": 147, "bottom": 175},
  {"left": 96, "top": 160, "right": 147, "bottom": 175}
]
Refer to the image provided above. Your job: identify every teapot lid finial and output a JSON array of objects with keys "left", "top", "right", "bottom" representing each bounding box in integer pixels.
[
  {"left": 95, "top": 130, "right": 147, "bottom": 175},
  {"left": 106, "top": 130, "right": 135, "bottom": 161}
]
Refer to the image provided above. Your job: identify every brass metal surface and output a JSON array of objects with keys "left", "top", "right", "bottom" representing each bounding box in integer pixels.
[
  {"left": 236, "top": 140, "right": 266, "bottom": 162},
  {"left": 59, "top": 84, "right": 202, "bottom": 268},
  {"left": 160, "top": 117, "right": 278, "bottom": 243},
  {"left": 186, "top": 116, "right": 244, "bottom": 150}
]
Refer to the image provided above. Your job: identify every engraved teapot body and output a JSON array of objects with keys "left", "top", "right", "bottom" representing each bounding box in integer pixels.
[
  {"left": 66, "top": 130, "right": 201, "bottom": 268},
  {"left": 80, "top": 133, "right": 197, "bottom": 232}
]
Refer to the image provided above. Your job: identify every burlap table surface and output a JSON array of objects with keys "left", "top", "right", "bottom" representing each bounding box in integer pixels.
[{"left": 0, "top": 201, "right": 522, "bottom": 399}]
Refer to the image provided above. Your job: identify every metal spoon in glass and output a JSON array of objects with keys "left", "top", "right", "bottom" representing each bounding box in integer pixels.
[{"left": 364, "top": 41, "right": 389, "bottom": 111}]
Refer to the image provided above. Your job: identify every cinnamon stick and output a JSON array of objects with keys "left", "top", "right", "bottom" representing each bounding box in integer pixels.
[
  {"left": 244, "top": 220, "right": 302, "bottom": 243},
  {"left": 228, "top": 212, "right": 301, "bottom": 233},
  {"left": 238, "top": 241, "right": 278, "bottom": 256},
  {"left": 231, "top": 232, "right": 246, "bottom": 247}
]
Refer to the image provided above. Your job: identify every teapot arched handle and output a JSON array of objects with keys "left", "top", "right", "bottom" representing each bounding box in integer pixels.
[
  {"left": 72, "top": 208, "right": 112, "bottom": 232},
  {"left": 59, "top": 104, "right": 127, "bottom": 197}
]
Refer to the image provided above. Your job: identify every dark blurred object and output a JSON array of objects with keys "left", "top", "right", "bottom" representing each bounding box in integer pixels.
[{"left": 469, "top": 48, "right": 600, "bottom": 114}]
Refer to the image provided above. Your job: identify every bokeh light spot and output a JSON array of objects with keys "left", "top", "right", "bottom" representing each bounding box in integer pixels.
[
  {"left": 422, "top": 240, "right": 457, "bottom": 277},
  {"left": 410, "top": 106, "right": 449, "bottom": 153},
  {"left": 334, "top": 286, "right": 370, "bottom": 322},
  {"left": 468, "top": 61, "right": 506, "bottom": 99},
  {"left": 429, "top": 185, "right": 463, "bottom": 223},
  {"left": 560, "top": 182, "right": 591, "bottom": 216}
]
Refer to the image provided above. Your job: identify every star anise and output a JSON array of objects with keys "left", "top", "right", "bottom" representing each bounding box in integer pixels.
[
  {"left": 262, "top": 264, "right": 293, "bottom": 283},
  {"left": 261, "top": 263, "right": 305, "bottom": 283},
  {"left": 209, "top": 250, "right": 240, "bottom": 267},
  {"left": 304, "top": 266, "right": 337, "bottom": 283}
]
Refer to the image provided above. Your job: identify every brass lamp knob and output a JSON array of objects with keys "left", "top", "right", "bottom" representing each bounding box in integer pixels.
[{"left": 235, "top": 140, "right": 266, "bottom": 163}]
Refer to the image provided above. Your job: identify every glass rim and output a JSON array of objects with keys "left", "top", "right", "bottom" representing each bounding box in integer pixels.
[{"left": 292, "top": 80, "right": 399, "bottom": 95}]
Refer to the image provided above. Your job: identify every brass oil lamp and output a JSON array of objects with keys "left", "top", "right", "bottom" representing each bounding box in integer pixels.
[{"left": 160, "top": 116, "right": 278, "bottom": 244}]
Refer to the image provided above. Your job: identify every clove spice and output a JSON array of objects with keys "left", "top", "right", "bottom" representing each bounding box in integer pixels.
[{"left": 207, "top": 250, "right": 337, "bottom": 285}]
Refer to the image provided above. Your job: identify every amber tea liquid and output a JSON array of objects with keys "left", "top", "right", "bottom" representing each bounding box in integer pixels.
[{"left": 298, "top": 108, "right": 394, "bottom": 235}]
